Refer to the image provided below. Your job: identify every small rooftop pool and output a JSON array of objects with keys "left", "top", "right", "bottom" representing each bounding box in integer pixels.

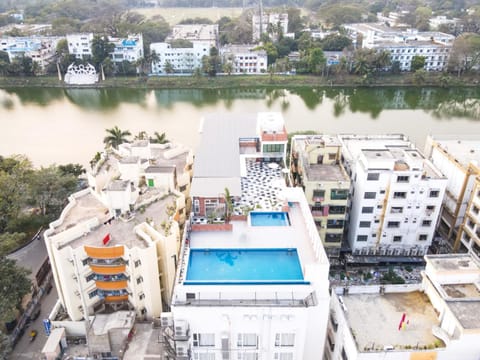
[
  {"left": 250, "top": 211, "right": 290, "bottom": 226},
  {"left": 185, "top": 248, "right": 306, "bottom": 285}
]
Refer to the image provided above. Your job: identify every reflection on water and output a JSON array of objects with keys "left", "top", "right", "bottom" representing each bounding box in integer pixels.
[
  {"left": 1, "top": 86, "right": 480, "bottom": 167},
  {"left": 2, "top": 86, "right": 480, "bottom": 120}
]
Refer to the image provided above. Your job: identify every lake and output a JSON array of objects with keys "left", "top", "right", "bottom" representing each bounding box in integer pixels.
[{"left": 1, "top": 86, "right": 479, "bottom": 168}]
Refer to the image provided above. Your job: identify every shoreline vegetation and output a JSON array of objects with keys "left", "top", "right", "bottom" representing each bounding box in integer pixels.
[{"left": 0, "top": 73, "right": 479, "bottom": 89}]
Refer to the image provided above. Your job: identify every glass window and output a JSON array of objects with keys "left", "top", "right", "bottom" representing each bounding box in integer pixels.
[
  {"left": 275, "top": 333, "right": 295, "bottom": 347},
  {"left": 397, "top": 176, "right": 409, "bottom": 183},
  {"left": 237, "top": 334, "right": 258, "bottom": 347},
  {"left": 418, "top": 234, "right": 428, "bottom": 241},
  {"left": 359, "top": 221, "right": 371, "bottom": 228},
  {"left": 331, "top": 189, "right": 348, "bottom": 200},
  {"left": 393, "top": 192, "right": 407, "bottom": 199},
  {"left": 422, "top": 220, "right": 432, "bottom": 227},
  {"left": 357, "top": 235, "right": 368, "bottom": 242},
  {"left": 391, "top": 206, "right": 403, "bottom": 214},
  {"left": 367, "top": 173, "right": 379, "bottom": 181},
  {"left": 387, "top": 221, "right": 400, "bottom": 228},
  {"left": 393, "top": 236, "right": 402, "bottom": 242},
  {"left": 329, "top": 205, "right": 346, "bottom": 214},
  {"left": 362, "top": 207, "right": 374, "bottom": 214},
  {"left": 193, "top": 333, "right": 215, "bottom": 347},
  {"left": 364, "top": 192, "right": 376, "bottom": 199},
  {"left": 429, "top": 190, "right": 440, "bottom": 198}
]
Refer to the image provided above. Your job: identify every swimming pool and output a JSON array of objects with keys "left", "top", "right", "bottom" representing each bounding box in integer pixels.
[
  {"left": 250, "top": 211, "right": 290, "bottom": 226},
  {"left": 185, "top": 248, "right": 305, "bottom": 284}
]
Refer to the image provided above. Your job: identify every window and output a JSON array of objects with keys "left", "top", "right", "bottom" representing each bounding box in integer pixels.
[
  {"left": 88, "top": 289, "right": 98, "bottom": 299},
  {"left": 327, "top": 219, "right": 344, "bottom": 229},
  {"left": 429, "top": 190, "right": 440, "bottom": 198},
  {"left": 179, "top": 184, "right": 187, "bottom": 192},
  {"left": 357, "top": 235, "right": 368, "bottom": 242},
  {"left": 205, "top": 199, "right": 219, "bottom": 216},
  {"left": 194, "top": 353, "right": 215, "bottom": 360},
  {"left": 393, "top": 192, "right": 407, "bottom": 199},
  {"left": 263, "top": 144, "right": 284, "bottom": 153},
  {"left": 137, "top": 276, "right": 143, "bottom": 284},
  {"left": 418, "top": 234, "right": 428, "bottom": 241},
  {"left": 82, "top": 258, "right": 89, "bottom": 266},
  {"left": 238, "top": 354, "right": 258, "bottom": 360},
  {"left": 325, "top": 233, "right": 342, "bottom": 243},
  {"left": 331, "top": 189, "right": 348, "bottom": 200},
  {"left": 397, "top": 175, "right": 409, "bottom": 183},
  {"left": 328, "top": 153, "right": 336, "bottom": 160},
  {"left": 313, "top": 190, "right": 325, "bottom": 200},
  {"left": 426, "top": 205, "right": 435, "bottom": 212},
  {"left": 472, "top": 205, "right": 479, "bottom": 215},
  {"left": 364, "top": 192, "right": 376, "bottom": 199},
  {"left": 193, "top": 199, "right": 200, "bottom": 213},
  {"left": 134, "top": 259, "right": 141, "bottom": 267},
  {"left": 387, "top": 221, "right": 400, "bottom": 228},
  {"left": 86, "top": 273, "right": 95, "bottom": 282},
  {"left": 193, "top": 333, "right": 215, "bottom": 347},
  {"left": 367, "top": 173, "right": 379, "bottom": 181},
  {"left": 393, "top": 236, "right": 402, "bottom": 242},
  {"left": 329, "top": 206, "right": 346, "bottom": 214},
  {"left": 391, "top": 206, "right": 403, "bottom": 214},
  {"left": 275, "top": 333, "right": 295, "bottom": 347},
  {"left": 422, "top": 220, "right": 432, "bottom": 227},
  {"left": 274, "top": 354, "right": 293, "bottom": 360},
  {"left": 359, "top": 221, "right": 371, "bottom": 228},
  {"left": 237, "top": 334, "right": 258, "bottom": 347},
  {"left": 139, "top": 292, "right": 145, "bottom": 300},
  {"left": 362, "top": 207, "right": 374, "bottom": 214}
]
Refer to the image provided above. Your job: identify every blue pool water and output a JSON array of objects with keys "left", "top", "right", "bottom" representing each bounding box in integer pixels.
[
  {"left": 185, "top": 248, "right": 305, "bottom": 284},
  {"left": 250, "top": 212, "right": 290, "bottom": 226}
]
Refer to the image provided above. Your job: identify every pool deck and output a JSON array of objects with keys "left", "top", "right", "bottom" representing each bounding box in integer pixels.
[{"left": 189, "top": 204, "right": 316, "bottom": 268}]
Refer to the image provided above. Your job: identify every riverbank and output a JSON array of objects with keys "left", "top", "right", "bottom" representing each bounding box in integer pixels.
[{"left": 0, "top": 72, "right": 479, "bottom": 89}]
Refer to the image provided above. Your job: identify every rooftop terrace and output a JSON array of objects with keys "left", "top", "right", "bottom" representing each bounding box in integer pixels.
[
  {"left": 304, "top": 163, "right": 349, "bottom": 182},
  {"left": 342, "top": 291, "right": 441, "bottom": 351}
]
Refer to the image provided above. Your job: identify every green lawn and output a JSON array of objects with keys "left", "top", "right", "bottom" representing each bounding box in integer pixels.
[{"left": 132, "top": 7, "right": 245, "bottom": 25}]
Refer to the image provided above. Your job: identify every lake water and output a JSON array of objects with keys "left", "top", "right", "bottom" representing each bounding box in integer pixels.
[{"left": 1, "top": 86, "right": 479, "bottom": 168}]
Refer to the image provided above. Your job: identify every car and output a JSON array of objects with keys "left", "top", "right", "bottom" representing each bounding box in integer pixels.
[{"left": 31, "top": 305, "right": 41, "bottom": 321}]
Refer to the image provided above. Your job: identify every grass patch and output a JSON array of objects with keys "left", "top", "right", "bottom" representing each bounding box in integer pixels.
[{"left": 132, "top": 7, "right": 245, "bottom": 25}]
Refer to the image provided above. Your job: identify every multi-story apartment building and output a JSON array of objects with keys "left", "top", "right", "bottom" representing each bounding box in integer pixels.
[
  {"left": 326, "top": 253, "right": 480, "bottom": 360},
  {"left": 460, "top": 177, "right": 480, "bottom": 259},
  {"left": 290, "top": 135, "right": 350, "bottom": 258},
  {"left": 150, "top": 42, "right": 210, "bottom": 74},
  {"left": 109, "top": 34, "right": 143, "bottom": 64},
  {"left": 344, "top": 24, "right": 454, "bottom": 71},
  {"left": 1, "top": 36, "right": 61, "bottom": 72},
  {"left": 220, "top": 45, "right": 268, "bottom": 74},
  {"left": 161, "top": 113, "right": 330, "bottom": 360},
  {"left": 252, "top": 12, "right": 288, "bottom": 42},
  {"left": 424, "top": 135, "right": 480, "bottom": 252},
  {"left": 44, "top": 140, "right": 193, "bottom": 322},
  {"left": 166, "top": 24, "right": 218, "bottom": 48},
  {"left": 338, "top": 134, "right": 447, "bottom": 260},
  {"left": 66, "top": 33, "right": 94, "bottom": 59}
]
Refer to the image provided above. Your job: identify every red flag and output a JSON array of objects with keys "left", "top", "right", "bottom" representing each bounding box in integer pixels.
[{"left": 102, "top": 233, "right": 111, "bottom": 245}]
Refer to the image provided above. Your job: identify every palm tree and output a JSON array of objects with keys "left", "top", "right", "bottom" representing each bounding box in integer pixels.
[
  {"left": 150, "top": 131, "right": 168, "bottom": 144},
  {"left": 224, "top": 187, "right": 234, "bottom": 222},
  {"left": 103, "top": 126, "right": 131, "bottom": 149}
]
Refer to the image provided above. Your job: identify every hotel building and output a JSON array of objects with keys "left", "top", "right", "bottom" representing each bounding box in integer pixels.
[
  {"left": 220, "top": 45, "right": 268, "bottom": 74},
  {"left": 150, "top": 42, "right": 210, "bottom": 75},
  {"left": 290, "top": 135, "right": 350, "bottom": 259},
  {"left": 66, "top": 33, "right": 94, "bottom": 59},
  {"left": 44, "top": 140, "right": 193, "bottom": 322},
  {"left": 326, "top": 253, "right": 480, "bottom": 360},
  {"left": 161, "top": 113, "right": 331, "bottom": 360},
  {"left": 338, "top": 134, "right": 447, "bottom": 260},
  {"left": 166, "top": 24, "right": 219, "bottom": 48},
  {"left": 424, "top": 135, "right": 480, "bottom": 252}
]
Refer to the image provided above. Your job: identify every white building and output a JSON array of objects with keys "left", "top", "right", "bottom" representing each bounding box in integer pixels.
[
  {"left": 44, "top": 139, "right": 193, "bottom": 322},
  {"left": 150, "top": 42, "right": 210, "bottom": 74},
  {"left": 66, "top": 33, "right": 94, "bottom": 59},
  {"left": 429, "top": 16, "right": 458, "bottom": 31},
  {"left": 338, "top": 134, "right": 447, "bottom": 260},
  {"left": 220, "top": 45, "right": 268, "bottom": 74},
  {"left": 1, "top": 36, "right": 61, "bottom": 72},
  {"left": 344, "top": 24, "right": 454, "bottom": 71},
  {"left": 327, "top": 253, "right": 480, "bottom": 360},
  {"left": 162, "top": 113, "right": 331, "bottom": 360},
  {"left": 167, "top": 24, "right": 218, "bottom": 48},
  {"left": 424, "top": 135, "right": 480, "bottom": 252},
  {"left": 109, "top": 33, "right": 144, "bottom": 64},
  {"left": 460, "top": 177, "right": 480, "bottom": 260},
  {"left": 252, "top": 13, "right": 289, "bottom": 42}
]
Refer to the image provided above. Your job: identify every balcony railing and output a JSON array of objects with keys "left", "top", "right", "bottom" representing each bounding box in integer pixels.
[{"left": 87, "top": 257, "right": 128, "bottom": 266}]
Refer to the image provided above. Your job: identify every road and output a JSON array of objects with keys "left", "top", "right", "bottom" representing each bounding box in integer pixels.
[{"left": 9, "top": 286, "right": 58, "bottom": 360}]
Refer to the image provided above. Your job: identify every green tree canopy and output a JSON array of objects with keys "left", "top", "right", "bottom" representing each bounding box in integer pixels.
[
  {"left": 0, "top": 257, "right": 31, "bottom": 324},
  {"left": 103, "top": 125, "right": 132, "bottom": 149},
  {"left": 411, "top": 55, "right": 426, "bottom": 72}
]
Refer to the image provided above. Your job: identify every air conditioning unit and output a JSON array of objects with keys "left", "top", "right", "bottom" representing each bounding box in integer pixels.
[
  {"left": 176, "top": 347, "right": 187, "bottom": 356},
  {"left": 74, "top": 290, "right": 80, "bottom": 297},
  {"left": 174, "top": 320, "right": 189, "bottom": 336},
  {"left": 160, "top": 312, "right": 173, "bottom": 327}
]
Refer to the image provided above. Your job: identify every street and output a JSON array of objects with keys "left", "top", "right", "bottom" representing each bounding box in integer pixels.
[{"left": 9, "top": 286, "right": 58, "bottom": 360}]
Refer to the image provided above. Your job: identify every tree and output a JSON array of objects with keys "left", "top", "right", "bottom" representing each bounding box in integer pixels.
[
  {"left": 223, "top": 187, "right": 233, "bottom": 223},
  {"left": 321, "top": 34, "right": 352, "bottom": 51},
  {"left": 29, "top": 166, "right": 78, "bottom": 216},
  {"left": 223, "top": 62, "right": 233, "bottom": 75},
  {"left": 150, "top": 131, "right": 168, "bottom": 144},
  {"left": 202, "top": 47, "right": 221, "bottom": 77},
  {"left": 91, "top": 35, "right": 114, "bottom": 70},
  {"left": 411, "top": 55, "right": 426, "bottom": 72},
  {"left": 103, "top": 125, "right": 131, "bottom": 149},
  {"left": 164, "top": 60, "right": 174, "bottom": 74},
  {"left": 58, "top": 163, "right": 86, "bottom": 178},
  {"left": 0, "top": 257, "right": 31, "bottom": 324},
  {"left": 308, "top": 47, "right": 326, "bottom": 75},
  {"left": 449, "top": 33, "right": 480, "bottom": 76}
]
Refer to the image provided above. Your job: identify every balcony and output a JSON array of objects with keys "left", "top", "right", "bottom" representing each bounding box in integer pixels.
[
  {"left": 95, "top": 280, "right": 128, "bottom": 290},
  {"left": 90, "top": 264, "right": 126, "bottom": 274},
  {"left": 94, "top": 274, "right": 128, "bottom": 281},
  {"left": 87, "top": 257, "right": 128, "bottom": 267}
]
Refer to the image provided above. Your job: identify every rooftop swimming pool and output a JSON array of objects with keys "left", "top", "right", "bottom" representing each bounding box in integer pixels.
[
  {"left": 250, "top": 211, "right": 290, "bottom": 226},
  {"left": 185, "top": 248, "right": 306, "bottom": 284}
]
